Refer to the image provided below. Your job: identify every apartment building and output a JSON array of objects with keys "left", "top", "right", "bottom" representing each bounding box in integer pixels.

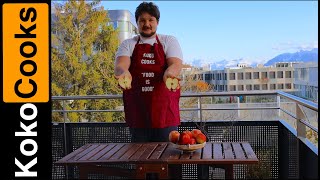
[
  {"left": 182, "top": 62, "right": 296, "bottom": 92},
  {"left": 107, "top": 10, "right": 138, "bottom": 43},
  {"left": 52, "top": 10, "right": 138, "bottom": 43},
  {"left": 293, "top": 62, "right": 318, "bottom": 102}
]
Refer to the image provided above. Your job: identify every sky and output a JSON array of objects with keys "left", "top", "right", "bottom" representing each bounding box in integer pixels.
[{"left": 77, "top": 1, "right": 317, "bottom": 65}]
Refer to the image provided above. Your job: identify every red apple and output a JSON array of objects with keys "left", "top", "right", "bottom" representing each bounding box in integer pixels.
[
  {"left": 169, "top": 130, "right": 180, "bottom": 143},
  {"left": 195, "top": 133, "right": 206, "bottom": 144},
  {"left": 184, "top": 130, "right": 193, "bottom": 139},
  {"left": 178, "top": 132, "right": 191, "bottom": 145},
  {"left": 189, "top": 138, "right": 196, "bottom": 145},
  {"left": 191, "top": 129, "right": 202, "bottom": 138}
]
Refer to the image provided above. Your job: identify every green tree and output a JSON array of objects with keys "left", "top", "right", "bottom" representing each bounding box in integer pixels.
[{"left": 51, "top": 0, "right": 123, "bottom": 122}]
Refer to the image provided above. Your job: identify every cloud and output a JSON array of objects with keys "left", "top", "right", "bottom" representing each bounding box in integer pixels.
[{"left": 272, "top": 41, "right": 318, "bottom": 51}]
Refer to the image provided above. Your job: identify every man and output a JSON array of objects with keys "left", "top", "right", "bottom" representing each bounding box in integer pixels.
[{"left": 114, "top": 2, "right": 183, "bottom": 142}]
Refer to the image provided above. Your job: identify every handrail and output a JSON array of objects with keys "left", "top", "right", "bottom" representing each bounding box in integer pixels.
[
  {"left": 51, "top": 90, "right": 279, "bottom": 100},
  {"left": 52, "top": 91, "right": 318, "bottom": 134},
  {"left": 277, "top": 90, "right": 318, "bottom": 112}
]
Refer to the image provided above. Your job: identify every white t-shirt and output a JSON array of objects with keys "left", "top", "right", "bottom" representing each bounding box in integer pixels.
[{"left": 115, "top": 34, "right": 183, "bottom": 61}]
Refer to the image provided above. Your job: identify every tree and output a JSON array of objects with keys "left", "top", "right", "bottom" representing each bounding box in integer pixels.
[{"left": 51, "top": 0, "right": 123, "bottom": 122}]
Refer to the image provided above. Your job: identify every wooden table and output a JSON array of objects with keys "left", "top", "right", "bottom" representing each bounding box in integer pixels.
[{"left": 55, "top": 142, "right": 258, "bottom": 179}]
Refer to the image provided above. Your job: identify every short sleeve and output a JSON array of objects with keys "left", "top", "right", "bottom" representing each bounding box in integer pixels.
[
  {"left": 165, "top": 35, "right": 183, "bottom": 61},
  {"left": 115, "top": 39, "right": 131, "bottom": 59}
]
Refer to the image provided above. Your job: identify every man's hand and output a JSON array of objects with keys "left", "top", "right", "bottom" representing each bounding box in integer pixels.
[
  {"left": 163, "top": 57, "right": 182, "bottom": 92},
  {"left": 115, "top": 69, "right": 132, "bottom": 90},
  {"left": 115, "top": 56, "right": 132, "bottom": 90}
]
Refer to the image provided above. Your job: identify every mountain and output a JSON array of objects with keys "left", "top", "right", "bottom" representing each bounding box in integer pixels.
[{"left": 264, "top": 48, "right": 318, "bottom": 66}]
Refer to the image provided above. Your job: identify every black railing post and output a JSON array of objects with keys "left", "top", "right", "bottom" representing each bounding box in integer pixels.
[{"left": 278, "top": 123, "right": 289, "bottom": 179}]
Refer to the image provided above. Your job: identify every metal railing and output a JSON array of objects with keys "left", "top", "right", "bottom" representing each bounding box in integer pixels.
[{"left": 52, "top": 90, "right": 318, "bottom": 151}]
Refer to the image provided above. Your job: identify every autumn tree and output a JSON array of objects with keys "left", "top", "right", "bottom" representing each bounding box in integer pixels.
[{"left": 52, "top": 0, "right": 123, "bottom": 122}]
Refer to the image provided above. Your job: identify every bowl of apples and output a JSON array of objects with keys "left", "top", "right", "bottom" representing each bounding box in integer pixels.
[{"left": 169, "top": 129, "right": 207, "bottom": 153}]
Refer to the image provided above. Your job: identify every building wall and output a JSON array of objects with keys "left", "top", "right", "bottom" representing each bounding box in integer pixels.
[
  {"left": 293, "top": 62, "right": 318, "bottom": 102},
  {"left": 182, "top": 62, "right": 295, "bottom": 93},
  {"left": 107, "top": 10, "right": 138, "bottom": 43}
]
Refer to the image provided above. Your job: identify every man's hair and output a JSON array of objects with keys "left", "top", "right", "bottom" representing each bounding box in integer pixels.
[{"left": 135, "top": 2, "right": 160, "bottom": 22}]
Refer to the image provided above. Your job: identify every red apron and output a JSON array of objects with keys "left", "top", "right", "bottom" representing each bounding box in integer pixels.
[{"left": 123, "top": 35, "right": 181, "bottom": 128}]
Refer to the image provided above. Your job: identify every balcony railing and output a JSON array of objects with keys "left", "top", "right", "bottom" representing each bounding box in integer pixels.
[{"left": 52, "top": 91, "right": 318, "bottom": 179}]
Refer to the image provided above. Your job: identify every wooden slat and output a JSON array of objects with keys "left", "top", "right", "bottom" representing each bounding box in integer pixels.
[
  {"left": 109, "top": 144, "right": 133, "bottom": 160},
  {"left": 138, "top": 143, "right": 159, "bottom": 160},
  {"left": 190, "top": 149, "right": 201, "bottom": 159},
  {"left": 56, "top": 144, "right": 91, "bottom": 163},
  {"left": 71, "top": 144, "right": 100, "bottom": 161},
  {"left": 180, "top": 152, "right": 192, "bottom": 159},
  {"left": 79, "top": 144, "right": 107, "bottom": 161},
  {"left": 242, "top": 143, "right": 257, "bottom": 159},
  {"left": 120, "top": 143, "right": 142, "bottom": 160},
  {"left": 213, "top": 143, "right": 223, "bottom": 159},
  {"left": 232, "top": 143, "right": 246, "bottom": 160},
  {"left": 202, "top": 143, "right": 213, "bottom": 159},
  {"left": 160, "top": 143, "right": 180, "bottom": 160},
  {"left": 223, "top": 142, "right": 234, "bottom": 159},
  {"left": 89, "top": 144, "right": 116, "bottom": 160},
  {"left": 99, "top": 144, "right": 124, "bottom": 160},
  {"left": 148, "top": 143, "right": 167, "bottom": 160},
  {"left": 130, "top": 144, "right": 155, "bottom": 160}
]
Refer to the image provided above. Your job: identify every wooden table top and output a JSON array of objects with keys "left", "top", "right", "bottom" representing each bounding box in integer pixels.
[{"left": 55, "top": 142, "right": 258, "bottom": 165}]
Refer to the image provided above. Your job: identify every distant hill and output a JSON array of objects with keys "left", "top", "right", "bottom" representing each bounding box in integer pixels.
[{"left": 264, "top": 48, "right": 318, "bottom": 66}]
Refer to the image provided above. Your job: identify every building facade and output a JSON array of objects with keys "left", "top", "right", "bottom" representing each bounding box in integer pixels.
[
  {"left": 107, "top": 10, "right": 138, "bottom": 43},
  {"left": 293, "top": 62, "right": 318, "bottom": 102},
  {"left": 182, "top": 62, "right": 296, "bottom": 93}
]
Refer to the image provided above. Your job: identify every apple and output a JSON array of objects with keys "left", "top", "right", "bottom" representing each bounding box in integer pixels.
[
  {"left": 189, "top": 138, "right": 196, "bottom": 145},
  {"left": 169, "top": 130, "right": 180, "bottom": 143},
  {"left": 118, "top": 76, "right": 131, "bottom": 89},
  {"left": 178, "top": 132, "right": 191, "bottom": 145},
  {"left": 184, "top": 130, "right": 193, "bottom": 139},
  {"left": 165, "top": 77, "right": 179, "bottom": 91},
  {"left": 195, "top": 133, "right": 207, "bottom": 144},
  {"left": 191, "top": 129, "right": 202, "bottom": 138}
]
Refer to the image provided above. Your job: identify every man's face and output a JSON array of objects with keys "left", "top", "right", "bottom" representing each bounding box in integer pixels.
[{"left": 137, "top": 12, "right": 158, "bottom": 38}]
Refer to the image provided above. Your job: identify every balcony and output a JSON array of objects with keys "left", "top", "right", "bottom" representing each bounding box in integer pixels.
[{"left": 52, "top": 91, "right": 318, "bottom": 179}]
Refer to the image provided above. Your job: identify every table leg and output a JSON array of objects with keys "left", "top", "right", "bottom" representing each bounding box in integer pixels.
[
  {"left": 78, "top": 165, "right": 89, "bottom": 179},
  {"left": 197, "top": 165, "right": 209, "bottom": 179},
  {"left": 224, "top": 165, "right": 234, "bottom": 179}
]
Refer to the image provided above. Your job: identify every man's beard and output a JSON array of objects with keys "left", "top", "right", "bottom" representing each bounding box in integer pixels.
[{"left": 140, "top": 31, "right": 156, "bottom": 38}]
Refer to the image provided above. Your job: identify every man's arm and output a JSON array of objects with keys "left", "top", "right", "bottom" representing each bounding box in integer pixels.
[
  {"left": 114, "top": 56, "right": 131, "bottom": 79},
  {"left": 163, "top": 57, "right": 183, "bottom": 82}
]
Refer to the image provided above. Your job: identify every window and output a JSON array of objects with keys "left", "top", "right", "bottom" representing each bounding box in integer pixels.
[
  {"left": 269, "top": 71, "right": 276, "bottom": 79},
  {"left": 270, "top": 84, "right": 276, "bottom": 90},
  {"left": 253, "top": 72, "right": 259, "bottom": 79},
  {"left": 254, "top": 84, "right": 260, "bottom": 90},
  {"left": 237, "top": 73, "right": 244, "bottom": 80},
  {"left": 294, "top": 70, "right": 299, "bottom": 79},
  {"left": 246, "top": 84, "right": 252, "bottom": 90},
  {"left": 277, "top": 84, "right": 284, "bottom": 89},
  {"left": 229, "top": 73, "right": 235, "bottom": 80},
  {"left": 285, "top": 71, "right": 292, "bottom": 78},
  {"left": 230, "top": 85, "right": 236, "bottom": 91},
  {"left": 118, "top": 21, "right": 129, "bottom": 32},
  {"left": 285, "top": 83, "right": 292, "bottom": 89},
  {"left": 277, "top": 71, "right": 283, "bottom": 78},
  {"left": 301, "top": 68, "right": 307, "bottom": 80},
  {"left": 238, "top": 85, "right": 244, "bottom": 91},
  {"left": 205, "top": 74, "right": 211, "bottom": 80},
  {"left": 261, "top": 72, "right": 268, "bottom": 78},
  {"left": 245, "top": 72, "right": 252, "bottom": 79},
  {"left": 262, "top": 84, "right": 268, "bottom": 90}
]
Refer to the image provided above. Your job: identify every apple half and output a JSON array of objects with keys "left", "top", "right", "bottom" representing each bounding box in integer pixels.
[
  {"left": 165, "top": 77, "right": 179, "bottom": 91},
  {"left": 118, "top": 76, "right": 131, "bottom": 90}
]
